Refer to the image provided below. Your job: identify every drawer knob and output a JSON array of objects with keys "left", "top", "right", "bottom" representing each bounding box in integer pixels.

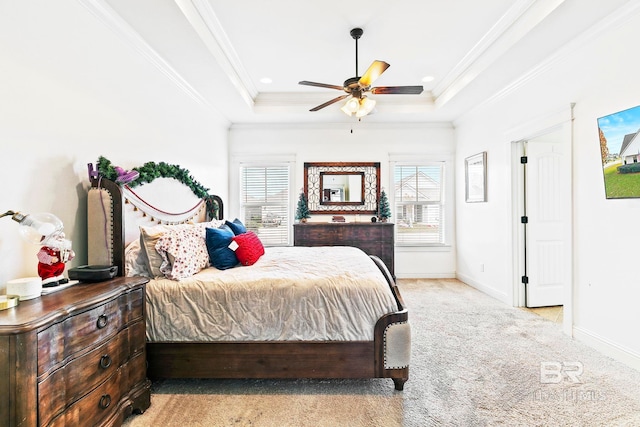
[
  {"left": 99, "top": 394, "right": 112, "bottom": 409},
  {"left": 96, "top": 314, "right": 108, "bottom": 329},
  {"left": 99, "top": 354, "right": 112, "bottom": 369}
]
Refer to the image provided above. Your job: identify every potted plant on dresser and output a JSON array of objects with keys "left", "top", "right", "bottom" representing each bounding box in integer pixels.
[
  {"left": 295, "top": 191, "right": 311, "bottom": 223},
  {"left": 378, "top": 189, "right": 391, "bottom": 222}
]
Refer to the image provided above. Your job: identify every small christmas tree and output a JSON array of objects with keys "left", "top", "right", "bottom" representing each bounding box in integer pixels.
[
  {"left": 295, "top": 191, "right": 311, "bottom": 222},
  {"left": 378, "top": 189, "right": 391, "bottom": 222}
]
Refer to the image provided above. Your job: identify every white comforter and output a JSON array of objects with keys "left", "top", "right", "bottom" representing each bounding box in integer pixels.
[{"left": 145, "top": 246, "right": 398, "bottom": 342}]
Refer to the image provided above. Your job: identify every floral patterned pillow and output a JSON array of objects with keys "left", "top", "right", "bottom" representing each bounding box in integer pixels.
[
  {"left": 155, "top": 227, "right": 210, "bottom": 280},
  {"left": 140, "top": 220, "right": 224, "bottom": 278}
]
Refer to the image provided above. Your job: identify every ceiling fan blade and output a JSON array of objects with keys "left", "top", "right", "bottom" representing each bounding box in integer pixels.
[
  {"left": 358, "top": 60, "right": 390, "bottom": 87},
  {"left": 309, "top": 94, "right": 350, "bottom": 112},
  {"left": 371, "top": 86, "right": 424, "bottom": 95},
  {"left": 299, "top": 81, "right": 344, "bottom": 91}
]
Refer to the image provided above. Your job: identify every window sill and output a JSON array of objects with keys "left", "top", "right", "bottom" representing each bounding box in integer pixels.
[{"left": 395, "top": 245, "right": 452, "bottom": 252}]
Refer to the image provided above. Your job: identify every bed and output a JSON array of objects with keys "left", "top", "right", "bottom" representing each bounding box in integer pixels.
[{"left": 87, "top": 175, "right": 410, "bottom": 390}]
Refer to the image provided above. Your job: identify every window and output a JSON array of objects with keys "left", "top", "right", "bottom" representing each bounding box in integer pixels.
[
  {"left": 239, "top": 164, "right": 290, "bottom": 246},
  {"left": 393, "top": 163, "right": 445, "bottom": 245}
]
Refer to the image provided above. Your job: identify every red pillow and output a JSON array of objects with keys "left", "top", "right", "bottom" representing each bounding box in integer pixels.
[{"left": 232, "top": 231, "right": 265, "bottom": 266}]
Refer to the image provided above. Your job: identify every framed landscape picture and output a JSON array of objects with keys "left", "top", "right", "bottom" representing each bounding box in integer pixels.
[{"left": 597, "top": 104, "right": 640, "bottom": 199}]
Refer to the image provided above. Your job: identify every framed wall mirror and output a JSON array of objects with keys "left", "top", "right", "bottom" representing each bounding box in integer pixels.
[{"left": 304, "top": 162, "right": 380, "bottom": 214}]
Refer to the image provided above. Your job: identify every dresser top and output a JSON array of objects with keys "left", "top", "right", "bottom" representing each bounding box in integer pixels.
[{"left": 0, "top": 276, "right": 148, "bottom": 334}]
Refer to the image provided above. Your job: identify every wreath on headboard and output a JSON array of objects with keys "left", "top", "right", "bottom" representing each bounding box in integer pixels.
[{"left": 96, "top": 156, "right": 220, "bottom": 219}]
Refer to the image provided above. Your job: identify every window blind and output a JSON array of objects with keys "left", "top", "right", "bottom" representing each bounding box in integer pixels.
[
  {"left": 394, "top": 163, "right": 445, "bottom": 245},
  {"left": 240, "top": 165, "right": 290, "bottom": 246}
]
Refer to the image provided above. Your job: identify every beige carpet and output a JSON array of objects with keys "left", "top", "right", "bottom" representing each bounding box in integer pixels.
[{"left": 123, "top": 279, "right": 640, "bottom": 427}]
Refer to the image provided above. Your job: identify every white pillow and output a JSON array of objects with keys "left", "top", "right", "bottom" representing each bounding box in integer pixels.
[{"left": 124, "top": 240, "right": 150, "bottom": 277}]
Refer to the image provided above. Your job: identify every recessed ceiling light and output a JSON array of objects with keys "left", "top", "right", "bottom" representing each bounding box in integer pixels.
[
  {"left": 259, "top": 77, "right": 273, "bottom": 84},
  {"left": 421, "top": 75, "right": 435, "bottom": 83}
]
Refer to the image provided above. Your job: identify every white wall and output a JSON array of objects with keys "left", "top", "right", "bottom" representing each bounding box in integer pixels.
[
  {"left": 0, "top": 1, "right": 229, "bottom": 290},
  {"left": 0, "top": 103, "right": 229, "bottom": 292},
  {"left": 455, "top": 6, "right": 640, "bottom": 369},
  {"left": 229, "top": 122, "right": 456, "bottom": 278}
]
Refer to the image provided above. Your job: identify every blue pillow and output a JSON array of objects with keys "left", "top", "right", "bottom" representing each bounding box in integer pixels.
[
  {"left": 205, "top": 226, "right": 238, "bottom": 270},
  {"left": 225, "top": 218, "right": 247, "bottom": 235}
]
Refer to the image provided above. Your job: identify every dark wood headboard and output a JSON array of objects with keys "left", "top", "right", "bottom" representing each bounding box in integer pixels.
[{"left": 87, "top": 176, "right": 223, "bottom": 276}]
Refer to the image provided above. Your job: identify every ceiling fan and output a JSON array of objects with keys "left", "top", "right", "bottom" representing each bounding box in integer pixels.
[{"left": 299, "top": 27, "right": 424, "bottom": 118}]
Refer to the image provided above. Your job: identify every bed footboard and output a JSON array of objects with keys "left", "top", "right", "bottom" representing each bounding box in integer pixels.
[
  {"left": 147, "top": 341, "right": 375, "bottom": 379},
  {"left": 371, "top": 255, "right": 410, "bottom": 390}
]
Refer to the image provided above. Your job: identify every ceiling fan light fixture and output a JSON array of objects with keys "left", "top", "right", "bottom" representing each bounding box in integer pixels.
[
  {"left": 341, "top": 97, "right": 360, "bottom": 116},
  {"left": 355, "top": 97, "right": 376, "bottom": 118},
  {"left": 340, "top": 96, "right": 376, "bottom": 118}
]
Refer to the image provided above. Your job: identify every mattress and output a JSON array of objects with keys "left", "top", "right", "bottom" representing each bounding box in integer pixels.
[{"left": 145, "top": 246, "right": 398, "bottom": 342}]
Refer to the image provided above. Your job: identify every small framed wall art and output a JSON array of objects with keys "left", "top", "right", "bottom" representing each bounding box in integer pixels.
[{"left": 465, "top": 152, "right": 487, "bottom": 203}]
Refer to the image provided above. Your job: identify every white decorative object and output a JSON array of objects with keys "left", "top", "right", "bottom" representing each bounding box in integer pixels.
[{"left": 6, "top": 277, "right": 43, "bottom": 300}]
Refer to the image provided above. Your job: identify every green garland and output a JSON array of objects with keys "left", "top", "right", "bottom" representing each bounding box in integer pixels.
[{"left": 96, "top": 156, "right": 219, "bottom": 219}]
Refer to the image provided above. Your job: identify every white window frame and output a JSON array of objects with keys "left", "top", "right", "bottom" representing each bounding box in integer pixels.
[
  {"left": 390, "top": 155, "right": 454, "bottom": 248},
  {"left": 231, "top": 155, "right": 295, "bottom": 246}
]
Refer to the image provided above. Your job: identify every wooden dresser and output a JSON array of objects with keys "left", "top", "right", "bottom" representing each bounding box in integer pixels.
[
  {"left": 0, "top": 276, "right": 150, "bottom": 427},
  {"left": 293, "top": 222, "right": 395, "bottom": 277}
]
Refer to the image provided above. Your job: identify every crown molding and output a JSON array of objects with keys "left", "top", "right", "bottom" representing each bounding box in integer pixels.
[
  {"left": 459, "top": 0, "right": 640, "bottom": 123},
  {"left": 174, "top": 0, "right": 257, "bottom": 107},
  {"left": 253, "top": 92, "right": 435, "bottom": 114},
  {"left": 229, "top": 121, "right": 453, "bottom": 132},
  {"left": 77, "top": 0, "right": 216, "bottom": 112},
  {"left": 434, "top": 0, "right": 566, "bottom": 108}
]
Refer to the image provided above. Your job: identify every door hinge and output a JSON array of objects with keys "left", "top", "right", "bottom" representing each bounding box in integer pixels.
[
  {"left": 521, "top": 275, "right": 529, "bottom": 284},
  {"left": 521, "top": 216, "right": 528, "bottom": 224},
  {"left": 520, "top": 156, "right": 528, "bottom": 164}
]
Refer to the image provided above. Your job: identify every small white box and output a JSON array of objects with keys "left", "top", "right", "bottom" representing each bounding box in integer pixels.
[{"left": 6, "top": 277, "right": 42, "bottom": 300}]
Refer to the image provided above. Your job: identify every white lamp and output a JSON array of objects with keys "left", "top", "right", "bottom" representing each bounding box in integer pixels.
[
  {"left": 2, "top": 210, "right": 74, "bottom": 288},
  {"left": 4, "top": 211, "right": 64, "bottom": 244},
  {"left": 341, "top": 96, "right": 376, "bottom": 118},
  {"left": 340, "top": 97, "right": 360, "bottom": 116},
  {"left": 356, "top": 96, "right": 376, "bottom": 118}
]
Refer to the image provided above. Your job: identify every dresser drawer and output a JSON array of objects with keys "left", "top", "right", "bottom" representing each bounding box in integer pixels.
[
  {"left": 37, "top": 289, "right": 143, "bottom": 376},
  {"left": 47, "top": 367, "right": 125, "bottom": 427},
  {"left": 46, "top": 351, "right": 147, "bottom": 427},
  {"left": 125, "top": 350, "right": 148, "bottom": 392},
  {"left": 38, "top": 327, "right": 131, "bottom": 426},
  {"left": 294, "top": 223, "right": 395, "bottom": 276}
]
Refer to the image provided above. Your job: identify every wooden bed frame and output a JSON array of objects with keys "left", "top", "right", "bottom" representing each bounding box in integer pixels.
[{"left": 88, "top": 177, "right": 409, "bottom": 390}]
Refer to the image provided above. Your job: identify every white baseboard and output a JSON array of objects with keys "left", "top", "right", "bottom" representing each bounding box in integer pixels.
[
  {"left": 455, "top": 274, "right": 640, "bottom": 374},
  {"left": 395, "top": 273, "right": 456, "bottom": 279},
  {"left": 456, "top": 273, "right": 510, "bottom": 305},
  {"left": 573, "top": 326, "right": 640, "bottom": 372}
]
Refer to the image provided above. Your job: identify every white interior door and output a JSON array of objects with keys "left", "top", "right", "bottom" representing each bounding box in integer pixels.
[{"left": 521, "top": 129, "right": 570, "bottom": 307}]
